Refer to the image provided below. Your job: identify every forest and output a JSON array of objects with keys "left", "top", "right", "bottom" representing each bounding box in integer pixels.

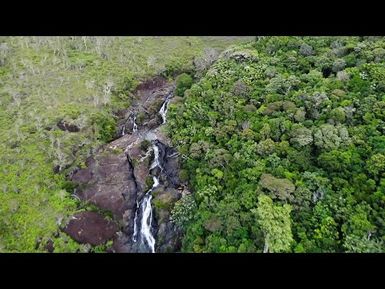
[{"left": 1, "top": 36, "right": 385, "bottom": 253}]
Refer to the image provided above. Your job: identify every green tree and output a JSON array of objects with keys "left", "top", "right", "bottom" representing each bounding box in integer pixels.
[
  {"left": 175, "top": 73, "right": 193, "bottom": 96},
  {"left": 290, "top": 124, "right": 313, "bottom": 147},
  {"left": 254, "top": 195, "right": 294, "bottom": 253},
  {"left": 259, "top": 174, "right": 295, "bottom": 201}
]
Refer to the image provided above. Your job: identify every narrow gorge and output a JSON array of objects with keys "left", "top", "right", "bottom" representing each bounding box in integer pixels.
[{"left": 64, "top": 76, "right": 188, "bottom": 253}]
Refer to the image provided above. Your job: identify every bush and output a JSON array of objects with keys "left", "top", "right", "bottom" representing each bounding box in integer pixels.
[
  {"left": 140, "top": 139, "right": 151, "bottom": 152},
  {"left": 91, "top": 112, "right": 117, "bottom": 143},
  {"left": 175, "top": 73, "right": 193, "bottom": 96}
]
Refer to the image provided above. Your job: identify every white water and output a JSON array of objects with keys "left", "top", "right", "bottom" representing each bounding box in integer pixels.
[
  {"left": 152, "top": 175, "right": 159, "bottom": 187},
  {"left": 132, "top": 200, "right": 139, "bottom": 242},
  {"left": 131, "top": 95, "right": 171, "bottom": 253},
  {"left": 159, "top": 97, "right": 170, "bottom": 124},
  {"left": 132, "top": 143, "right": 162, "bottom": 252},
  {"left": 150, "top": 143, "right": 162, "bottom": 171},
  {"left": 140, "top": 192, "right": 155, "bottom": 252},
  {"left": 121, "top": 125, "right": 126, "bottom": 136},
  {"left": 133, "top": 116, "right": 138, "bottom": 132}
]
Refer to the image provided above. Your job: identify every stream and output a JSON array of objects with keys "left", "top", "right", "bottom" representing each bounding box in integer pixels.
[{"left": 130, "top": 96, "right": 172, "bottom": 253}]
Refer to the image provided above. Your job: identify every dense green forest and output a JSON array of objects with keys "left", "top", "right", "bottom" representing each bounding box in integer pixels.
[
  {"left": 1, "top": 36, "right": 385, "bottom": 253},
  {"left": 167, "top": 36, "right": 385, "bottom": 252}
]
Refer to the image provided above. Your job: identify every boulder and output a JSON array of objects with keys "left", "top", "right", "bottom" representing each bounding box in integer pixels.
[{"left": 63, "top": 211, "right": 118, "bottom": 246}]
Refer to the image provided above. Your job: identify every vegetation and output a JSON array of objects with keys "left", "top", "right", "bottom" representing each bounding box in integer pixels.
[
  {"left": 175, "top": 73, "right": 193, "bottom": 97},
  {"left": 0, "top": 36, "right": 251, "bottom": 252},
  {"left": 3, "top": 36, "right": 385, "bottom": 253},
  {"left": 167, "top": 36, "right": 385, "bottom": 252}
]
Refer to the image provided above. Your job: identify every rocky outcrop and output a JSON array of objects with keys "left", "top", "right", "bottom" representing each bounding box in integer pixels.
[
  {"left": 71, "top": 135, "right": 138, "bottom": 222},
  {"left": 63, "top": 211, "right": 118, "bottom": 246},
  {"left": 116, "top": 77, "right": 174, "bottom": 137},
  {"left": 152, "top": 187, "right": 183, "bottom": 252}
]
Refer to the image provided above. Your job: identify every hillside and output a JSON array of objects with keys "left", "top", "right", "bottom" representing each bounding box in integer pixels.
[
  {"left": 0, "top": 36, "right": 252, "bottom": 252},
  {"left": 2, "top": 36, "right": 385, "bottom": 253},
  {"left": 167, "top": 36, "right": 385, "bottom": 252}
]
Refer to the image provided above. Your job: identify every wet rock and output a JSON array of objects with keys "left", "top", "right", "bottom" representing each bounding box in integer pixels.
[
  {"left": 111, "top": 232, "right": 132, "bottom": 253},
  {"left": 125, "top": 138, "right": 152, "bottom": 199},
  {"left": 155, "top": 141, "right": 181, "bottom": 188},
  {"left": 63, "top": 211, "right": 118, "bottom": 246},
  {"left": 152, "top": 187, "right": 182, "bottom": 252}
]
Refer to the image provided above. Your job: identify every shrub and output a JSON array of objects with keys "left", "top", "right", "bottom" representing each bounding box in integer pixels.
[
  {"left": 90, "top": 112, "right": 117, "bottom": 143},
  {"left": 175, "top": 73, "right": 193, "bottom": 96}
]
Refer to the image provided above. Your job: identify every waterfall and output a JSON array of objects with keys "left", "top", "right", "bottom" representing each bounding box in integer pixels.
[
  {"left": 132, "top": 115, "right": 138, "bottom": 132},
  {"left": 131, "top": 142, "right": 164, "bottom": 252},
  {"left": 132, "top": 201, "right": 139, "bottom": 242},
  {"left": 159, "top": 93, "right": 171, "bottom": 124},
  {"left": 140, "top": 192, "right": 155, "bottom": 252},
  {"left": 130, "top": 95, "right": 171, "bottom": 253},
  {"left": 150, "top": 143, "right": 163, "bottom": 171}
]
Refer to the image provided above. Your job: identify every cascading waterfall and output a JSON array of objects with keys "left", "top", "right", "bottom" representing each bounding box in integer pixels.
[
  {"left": 132, "top": 115, "right": 138, "bottom": 132},
  {"left": 131, "top": 95, "right": 171, "bottom": 253},
  {"left": 159, "top": 93, "right": 171, "bottom": 124},
  {"left": 150, "top": 143, "right": 162, "bottom": 170},
  {"left": 122, "top": 115, "right": 138, "bottom": 137},
  {"left": 131, "top": 144, "right": 161, "bottom": 252},
  {"left": 139, "top": 175, "right": 158, "bottom": 252}
]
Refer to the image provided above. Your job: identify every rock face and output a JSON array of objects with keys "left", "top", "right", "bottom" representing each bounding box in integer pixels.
[
  {"left": 71, "top": 134, "right": 139, "bottom": 242},
  {"left": 152, "top": 187, "right": 183, "bottom": 252},
  {"left": 63, "top": 211, "right": 118, "bottom": 246},
  {"left": 64, "top": 76, "right": 185, "bottom": 253}
]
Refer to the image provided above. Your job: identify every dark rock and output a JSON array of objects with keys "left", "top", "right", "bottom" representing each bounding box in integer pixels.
[
  {"left": 63, "top": 211, "right": 118, "bottom": 246},
  {"left": 45, "top": 239, "right": 54, "bottom": 253},
  {"left": 126, "top": 138, "right": 152, "bottom": 198},
  {"left": 71, "top": 135, "right": 139, "bottom": 220},
  {"left": 160, "top": 144, "right": 181, "bottom": 188},
  {"left": 152, "top": 187, "right": 182, "bottom": 252},
  {"left": 144, "top": 116, "right": 162, "bottom": 130},
  {"left": 111, "top": 232, "right": 132, "bottom": 253},
  {"left": 57, "top": 119, "right": 80, "bottom": 132},
  {"left": 71, "top": 168, "right": 92, "bottom": 183}
]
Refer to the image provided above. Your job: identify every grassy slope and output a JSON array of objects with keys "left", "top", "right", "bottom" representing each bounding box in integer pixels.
[{"left": 0, "top": 36, "right": 253, "bottom": 252}]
